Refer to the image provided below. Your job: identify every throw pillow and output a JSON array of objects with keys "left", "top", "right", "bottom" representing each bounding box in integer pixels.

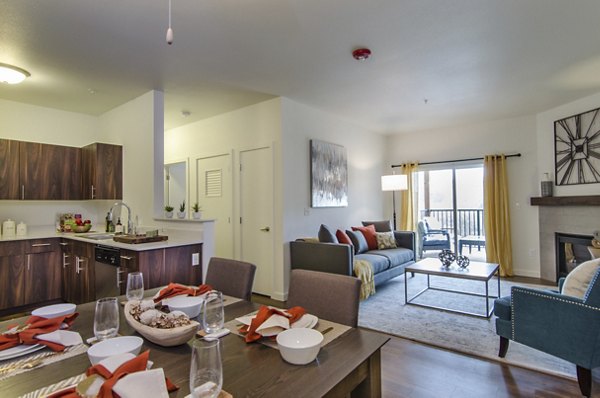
[
  {"left": 318, "top": 224, "right": 338, "bottom": 244},
  {"left": 561, "top": 258, "right": 600, "bottom": 298},
  {"left": 376, "top": 232, "right": 397, "bottom": 249},
  {"left": 336, "top": 229, "right": 353, "bottom": 246},
  {"left": 352, "top": 225, "right": 377, "bottom": 250},
  {"left": 362, "top": 220, "right": 392, "bottom": 232},
  {"left": 346, "top": 230, "right": 369, "bottom": 254}
]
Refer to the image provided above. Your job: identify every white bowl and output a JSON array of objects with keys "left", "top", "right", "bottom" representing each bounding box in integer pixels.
[
  {"left": 276, "top": 328, "right": 323, "bottom": 365},
  {"left": 32, "top": 303, "right": 76, "bottom": 319},
  {"left": 87, "top": 336, "right": 143, "bottom": 365},
  {"left": 167, "top": 296, "right": 203, "bottom": 319}
]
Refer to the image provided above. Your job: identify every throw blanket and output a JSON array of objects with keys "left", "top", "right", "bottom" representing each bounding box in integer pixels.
[{"left": 353, "top": 259, "right": 375, "bottom": 300}]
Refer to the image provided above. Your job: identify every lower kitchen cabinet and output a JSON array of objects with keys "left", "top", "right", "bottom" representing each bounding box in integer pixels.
[{"left": 60, "top": 239, "right": 95, "bottom": 304}]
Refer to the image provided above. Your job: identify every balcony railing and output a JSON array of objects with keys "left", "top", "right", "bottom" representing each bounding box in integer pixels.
[{"left": 420, "top": 208, "right": 484, "bottom": 237}]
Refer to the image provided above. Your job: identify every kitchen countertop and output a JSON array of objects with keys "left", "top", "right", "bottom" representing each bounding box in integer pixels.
[{"left": 0, "top": 226, "right": 204, "bottom": 251}]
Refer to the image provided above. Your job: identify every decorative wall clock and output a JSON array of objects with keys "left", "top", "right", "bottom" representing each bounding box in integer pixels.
[{"left": 554, "top": 107, "right": 600, "bottom": 185}]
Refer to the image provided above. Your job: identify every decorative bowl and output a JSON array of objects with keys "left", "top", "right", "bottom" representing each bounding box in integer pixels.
[
  {"left": 72, "top": 224, "right": 92, "bottom": 233},
  {"left": 276, "top": 328, "right": 323, "bottom": 365},
  {"left": 32, "top": 303, "right": 76, "bottom": 319},
  {"left": 124, "top": 302, "right": 199, "bottom": 347},
  {"left": 456, "top": 255, "right": 470, "bottom": 269},
  {"left": 438, "top": 249, "right": 456, "bottom": 268},
  {"left": 166, "top": 295, "right": 204, "bottom": 319},
  {"left": 87, "top": 336, "right": 143, "bottom": 365}
]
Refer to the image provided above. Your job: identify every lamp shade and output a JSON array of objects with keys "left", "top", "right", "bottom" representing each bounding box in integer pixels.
[{"left": 381, "top": 174, "right": 407, "bottom": 191}]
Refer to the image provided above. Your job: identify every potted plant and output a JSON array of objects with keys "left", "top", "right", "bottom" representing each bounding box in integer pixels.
[
  {"left": 177, "top": 200, "right": 186, "bottom": 219},
  {"left": 192, "top": 203, "right": 202, "bottom": 220},
  {"left": 164, "top": 205, "right": 174, "bottom": 218}
]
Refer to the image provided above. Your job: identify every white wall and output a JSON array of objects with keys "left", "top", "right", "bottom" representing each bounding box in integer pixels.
[
  {"left": 386, "top": 115, "right": 540, "bottom": 277},
  {"left": 280, "top": 98, "right": 387, "bottom": 295}
]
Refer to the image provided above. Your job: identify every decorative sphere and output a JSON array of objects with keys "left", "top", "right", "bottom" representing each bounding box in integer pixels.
[
  {"left": 456, "top": 255, "right": 470, "bottom": 269},
  {"left": 438, "top": 249, "right": 456, "bottom": 268}
]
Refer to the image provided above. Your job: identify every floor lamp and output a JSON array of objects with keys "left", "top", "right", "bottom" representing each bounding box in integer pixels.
[{"left": 381, "top": 174, "right": 408, "bottom": 230}]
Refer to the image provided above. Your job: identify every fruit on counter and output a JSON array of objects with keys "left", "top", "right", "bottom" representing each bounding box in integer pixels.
[{"left": 84, "top": 219, "right": 91, "bottom": 224}]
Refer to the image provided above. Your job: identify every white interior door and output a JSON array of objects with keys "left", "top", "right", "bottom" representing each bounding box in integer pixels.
[
  {"left": 196, "top": 154, "right": 233, "bottom": 258},
  {"left": 240, "top": 147, "right": 273, "bottom": 296}
]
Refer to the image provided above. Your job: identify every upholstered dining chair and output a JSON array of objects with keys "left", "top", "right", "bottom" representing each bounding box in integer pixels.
[
  {"left": 493, "top": 267, "right": 600, "bottom": 397},
  {"left": 205, "top": 257, "right": 257, "bottom": 301},
  {"left": 287, "top": 269, "right": 361, "bottom": 327}
]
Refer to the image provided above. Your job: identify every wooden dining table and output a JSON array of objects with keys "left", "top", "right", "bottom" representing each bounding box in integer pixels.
[{"left": 1, "top": 291, "right": 389, "bottom": 397}]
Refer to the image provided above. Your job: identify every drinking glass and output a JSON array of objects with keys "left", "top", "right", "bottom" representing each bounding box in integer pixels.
[
  {"left": 126, "top": 272, "right": 144, "bottom": 301},
  {"left": 202, "top": 291, "right": 224, "bottom": 334},
  {"left": 190, "top": 339, "right": 222, "bottom": 398},
  {"left": 94, "top": 297, "right": 119, "bottom": 341}
]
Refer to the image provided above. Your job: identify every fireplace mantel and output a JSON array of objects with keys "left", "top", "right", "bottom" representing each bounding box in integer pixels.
[{"left": 530, "top": 195, "right": 600, "bottom": 206}]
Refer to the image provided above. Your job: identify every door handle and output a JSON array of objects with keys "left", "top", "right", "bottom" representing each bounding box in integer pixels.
[{"left": 260, "top": 227, "right": 270, "bottom": 232}]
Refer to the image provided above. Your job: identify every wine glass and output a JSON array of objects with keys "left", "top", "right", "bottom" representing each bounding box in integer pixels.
[
  {"left": 190, "top": 339, "right": 222, "bottom": 398},
  {"left": 94, "top": 297, "right": 119, "bottom": 341},
  {"left": 202, "top": 291, "right": 224, "bottom": 334},
  {"left": 126, "top": 272, "right": 144, "bottom": 301}
]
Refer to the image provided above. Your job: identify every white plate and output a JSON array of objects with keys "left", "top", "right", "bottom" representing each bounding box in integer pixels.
[
  {"left": 0, "top": 344, "right": 45, "bottom": 361},
  {"left": 292, "top": 314, "right": 318, "bottom": 329},
  {"left": 32, "top": 303, "right": 76, "bottom": 319}
]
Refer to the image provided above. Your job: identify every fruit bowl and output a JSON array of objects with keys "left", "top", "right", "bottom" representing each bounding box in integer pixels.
[{"left": 72, "top": 224, "right": 92, "bottom": 233}]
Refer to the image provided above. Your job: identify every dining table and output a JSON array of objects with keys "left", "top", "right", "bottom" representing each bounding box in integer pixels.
[{"left": 1, "top": 289, "right": 390, "bottom": 397}]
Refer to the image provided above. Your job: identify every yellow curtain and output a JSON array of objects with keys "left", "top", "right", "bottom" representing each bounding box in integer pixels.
[
  {"left": 483, "top": 155, "right": 513, "bottom": 276},
  {"left": 399, "top": 163, "right": 418, "bottom": 232}
]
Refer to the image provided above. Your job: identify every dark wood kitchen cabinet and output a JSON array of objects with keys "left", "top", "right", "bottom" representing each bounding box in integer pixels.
[
  {"left": 19, "top": 141, "right": 82, "bottom": 200},
  {"left": 0, "top": 139, "right": 20, "bottom": 199},
  {"left": 0, "top": 241, "right": 25, "bottom": 310},
  {"left": 60, "top": 239, "right": 95, "bottom": 304},
  {"left": 81, "top": 143, "right": 123, "bottom": 200}
]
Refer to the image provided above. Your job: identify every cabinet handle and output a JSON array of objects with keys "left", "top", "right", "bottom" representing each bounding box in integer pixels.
[
  {"left": 91, "top": 185, "right": 95, "bottom": 199},
  {"left": 27, "top": 254, "right": 30, "bottom": 271},
  {"left": 76, "top": 257, "right": 85, "bottom": 274},
  {"left": 21, "top": 185, "right": 24, "bottom": 200},
  {"left": 31, "top": 243, "right": 51, "bottom": 247},
  {"left": 62, "top": 253, "right": 70, "bottom": 268},
  {"left": 120, "top": 255, "right": 133, "bottom": 260},
  {"left": 116, "top": 267, "right": 126, "bottom": 287},
  {"left": 59, "top": 242, "right": 68, "bottom": 246}
]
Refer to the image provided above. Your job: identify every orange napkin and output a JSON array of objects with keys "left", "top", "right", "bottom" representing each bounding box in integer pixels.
[
  {"left": 240, "top": 306, "right": 306, "bottom": 343},
  {"left": 153, "top": 283, "right": 213, "bottom": 303},
  {"left": 48, "top": 350, "right": 178, "bottom": 398},
  {"left": 0, "top": 313, "right": 78, "bottom": 352}
]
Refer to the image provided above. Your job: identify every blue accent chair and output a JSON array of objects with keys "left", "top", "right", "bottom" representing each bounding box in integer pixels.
[
  {"left": 417, "top": 219, "right": 451, "bottom": 258},
  {"left": 493, "top": 268, "right": 600, "bottom": 397}
]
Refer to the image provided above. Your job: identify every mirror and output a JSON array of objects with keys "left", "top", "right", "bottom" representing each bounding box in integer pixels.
[{"left": 164, "top": 160, "right": 188, "bottom": 211}]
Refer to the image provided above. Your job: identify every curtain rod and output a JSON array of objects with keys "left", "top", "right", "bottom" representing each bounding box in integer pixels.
[{"left": 391, "top": 153, "right": 521, "bottom": 168}]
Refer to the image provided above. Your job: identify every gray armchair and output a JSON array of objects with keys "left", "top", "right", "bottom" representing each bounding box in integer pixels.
[
  {"left": 493, "top": 268, "right": 600, "bottom": 397},
  {"left": 417, "top": 219, "right": 451, "bottom": 258}
]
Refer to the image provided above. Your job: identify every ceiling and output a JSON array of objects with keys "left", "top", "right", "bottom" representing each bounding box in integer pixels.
[{"left": 2, "top": 0, "right": 600, "bottom": 133}]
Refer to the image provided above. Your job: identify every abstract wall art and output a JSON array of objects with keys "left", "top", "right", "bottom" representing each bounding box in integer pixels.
[{"left": 310, "top": 139, "right": 348, "bottom": 207}]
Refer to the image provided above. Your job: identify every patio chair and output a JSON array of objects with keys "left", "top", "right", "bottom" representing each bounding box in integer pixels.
[
  {"left": 493, "top": 267, "right": 600, "bottom": 397},
  {"left": 417, "top": 218, "right": 451, "bottom": 258},
  {"left": 205, "top": 257, "right": 257, "bottom": 301}
]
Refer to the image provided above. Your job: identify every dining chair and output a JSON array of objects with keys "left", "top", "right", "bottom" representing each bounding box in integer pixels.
[
  {"left": 205, "top": 257, "right": 257, "bottom": 301},
  {"left": 287, "top": 269, "right": 361, "bottom": 327}
]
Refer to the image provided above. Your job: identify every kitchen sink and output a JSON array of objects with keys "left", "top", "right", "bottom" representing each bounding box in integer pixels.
[{"left": 78, "top": 233, "right": 114, "bottom": 240}]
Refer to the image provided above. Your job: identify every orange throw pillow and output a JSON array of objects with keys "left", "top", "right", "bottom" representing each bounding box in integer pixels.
[
  {"left": 352, "top": 225, "right": 377, "bottom": 250},
  {"left": 336, "top": 229, "right": 353, "bottom": 246}
]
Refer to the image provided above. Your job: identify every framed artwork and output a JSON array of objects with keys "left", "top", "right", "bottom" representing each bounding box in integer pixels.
[
  {"left": 310, "top": 139, "right": 348, "bottom": 207},
  {"left": 554, "top": 106, "right": 600, "bottom": 185}
]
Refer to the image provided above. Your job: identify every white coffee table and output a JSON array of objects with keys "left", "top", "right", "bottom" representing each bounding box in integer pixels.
[{"left": 404, "top": 257, "right": 500, "bottom": 318}]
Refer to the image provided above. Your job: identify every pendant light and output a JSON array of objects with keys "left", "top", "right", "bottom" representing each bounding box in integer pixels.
[
  {"left": 166, "top": 0, "right": 174, "bottom": 45},
  {"left": 0, "top": 63, "right": 30, "bottom": 84}
]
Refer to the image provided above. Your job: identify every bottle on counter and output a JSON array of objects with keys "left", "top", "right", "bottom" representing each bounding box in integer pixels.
[
  {"left": 2, "top": 219, "right": 15, "bottom": 238},
  {"left": 105, "top": 212, "right": 112, "bottom": 233},
  {"left": 108, "top": 220, "right": 115, "bottom": 233},
  {"left": 115, "top": 218, "right": 123, "bottom": 234},
  {"left": 16, "top": 222, "right": 27, "bottom": 236}
]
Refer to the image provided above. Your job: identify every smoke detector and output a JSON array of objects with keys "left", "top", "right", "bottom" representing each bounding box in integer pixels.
[{"left": 352, "top": 48, "right": 372, "bottom": 61}]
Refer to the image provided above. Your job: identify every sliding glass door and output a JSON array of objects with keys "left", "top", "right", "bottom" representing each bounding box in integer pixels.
[{"left": 415, "top": 163, "right": 485, "bottom": 260}]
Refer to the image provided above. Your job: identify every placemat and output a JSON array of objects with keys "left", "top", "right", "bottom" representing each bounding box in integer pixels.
[
  {"left": 19, "top": 372, "right": 87, "bottom": 398},
  {"left": 0, "top": 343, "right": 88, "bottom": 381}
]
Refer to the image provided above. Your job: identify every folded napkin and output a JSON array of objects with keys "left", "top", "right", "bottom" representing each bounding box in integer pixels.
[
  {"left": 240, "top": 306, "right": 306, "bottom": 343},
  {"left": 153, "top": 283, "right": 213, "bottom": 303},
  {"left": 48, "top": 350, "right": 178, "bottom": 398},
  {"left": 0, "top": 313, "right": 78, "bottom": 352}
]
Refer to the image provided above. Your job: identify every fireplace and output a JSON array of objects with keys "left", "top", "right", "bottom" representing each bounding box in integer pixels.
[{"left": 555, "top": 232, "right": 593, "bottom": 279}]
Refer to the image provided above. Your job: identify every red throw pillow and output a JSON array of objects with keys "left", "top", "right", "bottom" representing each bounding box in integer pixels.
[
  {"left": 352, "top": 225, "right": 377, "bottom": 250},
  {"left": 336, "top": 229, "right": 353, "bottom": 246}
]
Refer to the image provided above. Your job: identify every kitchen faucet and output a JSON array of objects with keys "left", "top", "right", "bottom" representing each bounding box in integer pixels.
[{"left": 109, "top": 201, "right": 133, "bottom": 235}]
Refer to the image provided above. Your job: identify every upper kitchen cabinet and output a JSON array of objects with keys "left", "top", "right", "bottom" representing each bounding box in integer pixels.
[
  {"left": 82, "top": 143, "right": 123, "bottom": 200},
  {"left": 19, "top": 141, "right": 82, "bottom": 200},
  {"left": 0, "top": 139, "right": 20, "bottom": 199}
]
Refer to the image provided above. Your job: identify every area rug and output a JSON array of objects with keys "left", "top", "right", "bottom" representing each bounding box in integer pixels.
[{"left": 358, "top": 273, "right": 576, "bottom": 380}]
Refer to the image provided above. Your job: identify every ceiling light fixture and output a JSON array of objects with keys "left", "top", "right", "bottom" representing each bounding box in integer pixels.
[
  {"left": 0, "top": 63, "right": 30, "bottom": 84},
  {"left": 181, "top": 110, "right": 191, "bottom": 117},
  {"left": 166, "top": 0, "right": 174, "bottom": 45},
  {"left": 352, "top": 48, "right": 372, "bottom": 61}
]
